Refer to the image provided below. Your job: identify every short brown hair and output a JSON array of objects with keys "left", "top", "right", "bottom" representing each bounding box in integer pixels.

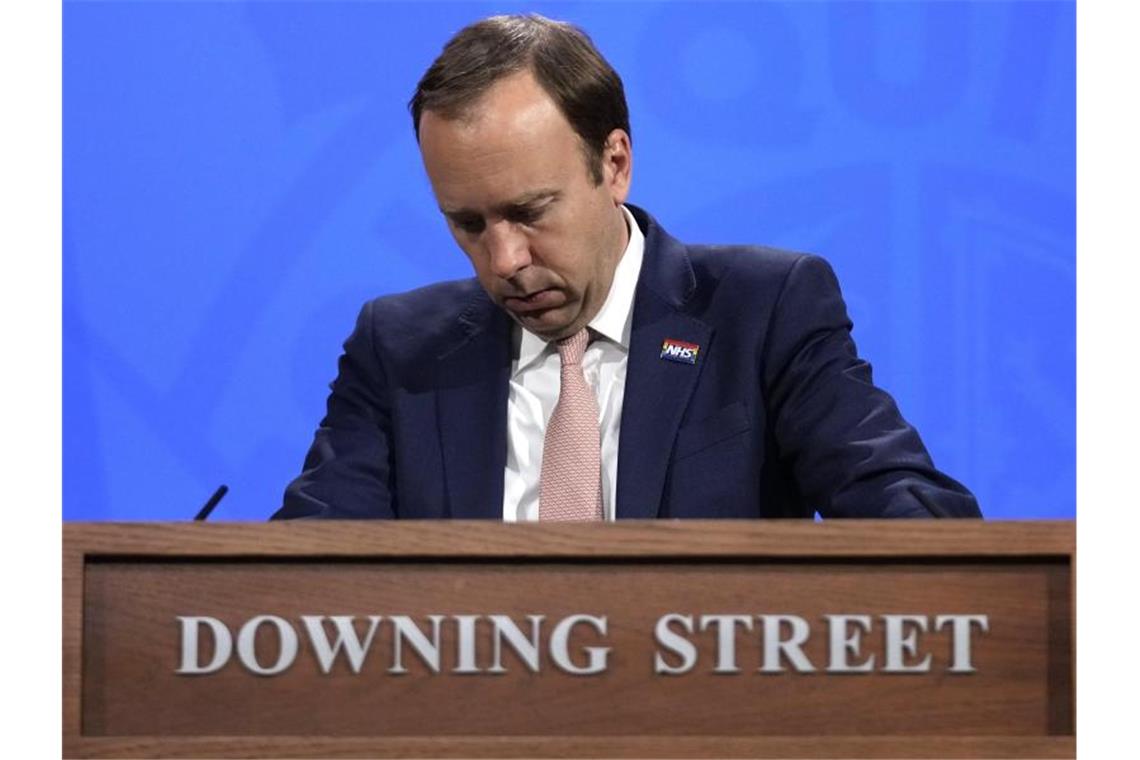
[{"left": 409, "top": 14, "right": 631, "bottom": 185}]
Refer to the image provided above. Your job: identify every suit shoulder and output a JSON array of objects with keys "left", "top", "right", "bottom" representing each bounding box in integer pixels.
[
  {"left": 363, "top": 278, "right": 483, "bottom": 324},
  {"left": 685, "top": 243, "right": 836, "bottom": 296},
  {"left": 354, "top": 278, "right": 487, "bottom": 361}
]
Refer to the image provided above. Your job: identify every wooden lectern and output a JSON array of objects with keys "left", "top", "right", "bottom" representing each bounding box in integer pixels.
[{"left": 63, "top": 521, "right": 1073, "bottom": 758}]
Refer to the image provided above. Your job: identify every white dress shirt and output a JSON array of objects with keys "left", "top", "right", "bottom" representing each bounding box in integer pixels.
[{"left": 502, "top": 205, "right": 645, "bottom": 521}]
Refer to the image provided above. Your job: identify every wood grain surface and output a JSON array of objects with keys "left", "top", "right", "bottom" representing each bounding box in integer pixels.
[
  {"left": 64, "top": 519, "right": 1074, "bottom": 557},
  {"left": 63, "top": 521, "right": 1074, "bottom": 759},
  {"left": 64, "top": 735, "right": 1075, "bottom": 759}
]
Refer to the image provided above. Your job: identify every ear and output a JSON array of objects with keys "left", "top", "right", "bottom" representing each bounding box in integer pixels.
[{"left": 601, "top": 128, "right": 632, "bottom": 204}]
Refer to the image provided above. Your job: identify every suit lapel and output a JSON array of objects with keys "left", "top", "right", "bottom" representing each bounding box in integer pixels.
[
  {"left": 435, "top": 294, "right": 511, "bottom": 519},
  {"left": 616, "top": 208, "right": 712, "bottom": 519},
  {"left": 432, "top": 207, "right": 708, "bottom": 521}
]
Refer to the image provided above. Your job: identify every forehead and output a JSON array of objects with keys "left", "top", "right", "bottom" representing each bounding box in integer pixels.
[{"left": 418, "top": 71, "right": 586, "bottom": 209}]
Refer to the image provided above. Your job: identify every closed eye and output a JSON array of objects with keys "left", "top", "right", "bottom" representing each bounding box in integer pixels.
[
  {"left": 507, "top": 197, "right": 559, "bottom": 226},
  {"left": 506, "top": 206, "right": 544, "bottom": 225},
  {"left": 443, "top": 193, "right": 557, "bottom": 234},
  {"left": 449, "top": 214, "right": 485, "bottom": 235}
]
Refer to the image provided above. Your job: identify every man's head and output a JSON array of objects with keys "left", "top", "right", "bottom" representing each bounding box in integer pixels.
[{"left": 410, "top": 15, "right": 633, "bottom": 341}]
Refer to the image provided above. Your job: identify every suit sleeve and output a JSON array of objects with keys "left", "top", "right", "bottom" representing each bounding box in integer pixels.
[
  {"left": 762, "top": 255, "right": 981, "bottom": 518},
  {"left": 272, "top": 300, "right": 397, "bottom": 519}
]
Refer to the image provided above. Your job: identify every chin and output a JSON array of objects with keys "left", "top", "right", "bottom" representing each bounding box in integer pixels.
[
  {"left": 522, "top": 321, "right": 567, "bottom": 340},
  {"left": 520, "top": 308, "right": 582, "bottom": 341}
]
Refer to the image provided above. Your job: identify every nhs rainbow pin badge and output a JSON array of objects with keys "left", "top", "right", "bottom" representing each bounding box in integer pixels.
[{"left": 660, "top": 338, "right": 700, "bottom": 365}]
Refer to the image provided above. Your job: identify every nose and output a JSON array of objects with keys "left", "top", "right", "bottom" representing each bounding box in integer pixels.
[{"left": 483, "top": 220, "right": 532, "bottom": 280}]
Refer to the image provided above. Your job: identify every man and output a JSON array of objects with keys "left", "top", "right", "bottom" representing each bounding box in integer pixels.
[{"left": 274, "top": 14, "right": 980, "bottom": 521}]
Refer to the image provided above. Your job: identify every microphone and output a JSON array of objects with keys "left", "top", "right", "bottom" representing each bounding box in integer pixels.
[{"left": 194, "top": 485, "right": 229, "bottom": 521}]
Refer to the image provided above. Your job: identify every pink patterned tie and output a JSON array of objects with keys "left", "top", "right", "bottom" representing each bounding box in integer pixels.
[{"left": 539, "top": 328, "right": 604, "bottom": 521}]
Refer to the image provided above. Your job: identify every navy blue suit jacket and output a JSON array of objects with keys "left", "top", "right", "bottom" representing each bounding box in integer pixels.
[{"left": 275, "top": 207, "right": 980, "bottom": 519}]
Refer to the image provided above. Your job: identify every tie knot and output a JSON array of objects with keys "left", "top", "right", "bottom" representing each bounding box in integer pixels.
[{"left": 555, "top": 328, "right": 589, "bottom": 366}]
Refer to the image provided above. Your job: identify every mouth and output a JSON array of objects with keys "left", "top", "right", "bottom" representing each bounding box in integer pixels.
[{"left": 502, "top": 288, "right": 566, "bottom": 314}]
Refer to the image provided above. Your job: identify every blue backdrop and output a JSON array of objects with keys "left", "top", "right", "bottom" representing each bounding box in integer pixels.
[{"left": 63, "top": 1, "right": 1075, "bottom": 521}]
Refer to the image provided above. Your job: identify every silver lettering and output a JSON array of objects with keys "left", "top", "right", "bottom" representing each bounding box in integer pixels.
[
  {"left": 825, "top": 614, "right": 875, "bottom": 673},
  {"left": 882, "top": 615, "right": 932, "bottom": 673},
  {"left": 453, "top": 615, "right": 481, "bottom": 673},
  {"left": 489, "top": 615, "right": 544, "bottom": 673},
  {"left": 236, "top": 615, "right": 298, "bottom": 676},
  {"left": 550, "top": 615, "right": 610, "bottom": 675},
  {"left": 175, "top": 616, "right": 232, "bottom": 675},
  {"left": 934, "top": 614, "right": 989, "bottom": 673},
  {"left": 759, "top": 615, "right": 815, "bottom": 672},
  {"left": 389, "top": 615, "right": 444, "bottom": 674},
  {"left": 699, "top": 615, "right": 753, "bottom": 674},
  {"left": 301, "top": 615, "right": 382, "bottom": 674},
  {"left": 654, "top": 614, "right": 697, "bottom": 675}
]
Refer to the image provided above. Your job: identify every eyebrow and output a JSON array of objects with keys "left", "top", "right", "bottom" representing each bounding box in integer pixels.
[{"left": 440, "top": 189, "right": 561, "bottom": 218}]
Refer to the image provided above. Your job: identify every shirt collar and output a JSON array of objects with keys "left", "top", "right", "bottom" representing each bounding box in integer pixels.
[{"left": 514, "top": 204, "right": 645, "bottom": 375}]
